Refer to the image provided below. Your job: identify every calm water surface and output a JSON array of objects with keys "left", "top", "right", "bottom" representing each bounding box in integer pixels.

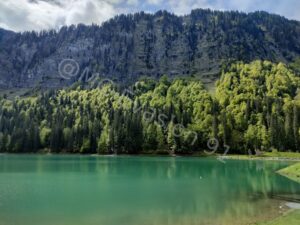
[{"left": 0, "top": 155, "right": 299, "bottom": 225}]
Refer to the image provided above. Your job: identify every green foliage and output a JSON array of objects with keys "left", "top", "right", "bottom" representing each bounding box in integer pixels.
[
  {"left": 216, "top": 60, "right": 300, "bottom": 152},
  {"left": 1, "top": 61, "right": 300, "bottom": 154},
  {"left": 290, "top": 57, "right": 300, "bottom": 75}
]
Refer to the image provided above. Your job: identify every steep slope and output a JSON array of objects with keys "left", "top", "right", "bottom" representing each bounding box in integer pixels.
[{"left": 0, "top": 9, "right": 300, "bottom": 89}]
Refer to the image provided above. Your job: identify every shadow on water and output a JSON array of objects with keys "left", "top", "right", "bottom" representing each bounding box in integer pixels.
[{"left": 250, "top": 191, "right": 300, "bottom": 203}]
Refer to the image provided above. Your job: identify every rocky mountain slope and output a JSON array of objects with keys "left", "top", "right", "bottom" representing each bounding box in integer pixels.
[{"left": 0, "top": 9, "right": 300, "bottom": 89}]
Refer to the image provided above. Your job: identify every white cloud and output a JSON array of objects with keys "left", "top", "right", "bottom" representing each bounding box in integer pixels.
[
  {"left": 167, "top": 0, "right": 300, "bottom": 20},
  {"left": 126, "top": 0, "right": 139, "bottom": 5},
  {"left": 0, "top": 0, "right": 118, "bottom": 32},
  {"left": 147, "top": 0, "right": 163, "bottom": 5}
]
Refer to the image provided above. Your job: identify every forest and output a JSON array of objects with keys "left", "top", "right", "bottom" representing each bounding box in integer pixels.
[
  {"left": 0, "top": 60, "right": 300, "bottom": 154},
  {"left": 1, "top": 9, "right": 300, "bottom": 89}
]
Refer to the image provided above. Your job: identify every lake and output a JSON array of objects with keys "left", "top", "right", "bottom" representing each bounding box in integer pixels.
[{"left": 0, "top": 155, "right": 299, "bottom": 225}]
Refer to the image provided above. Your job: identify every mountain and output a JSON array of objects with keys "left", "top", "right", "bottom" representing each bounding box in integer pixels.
[{"left": 0, "top": 9, "right": 300, "bottom": 89}]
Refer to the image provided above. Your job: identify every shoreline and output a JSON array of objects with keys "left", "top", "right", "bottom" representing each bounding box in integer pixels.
[
  {"left": 1, "top": 151, "right": 300, "bottom": 161},
  {"left": 255, "top": 209, "right": 300, "bottom": 225},
  {"left": 220, "top": 155, "right": 300, "bottom": 162},
  {"left": 277, "top": 162, "right": 300, "bottom": 183}
]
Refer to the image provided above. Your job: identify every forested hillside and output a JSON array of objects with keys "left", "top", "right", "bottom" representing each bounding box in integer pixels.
[
  {"left": 0, "top": 60, "right": 299, "bottom": 154},
  {"left": 0, "top": 9, "right": 300, "bottom": 88}
]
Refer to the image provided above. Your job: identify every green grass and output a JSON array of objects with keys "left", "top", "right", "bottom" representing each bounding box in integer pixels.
[
  {"left": 262, "top": 151, "right": 300, "bottom": 159},
  {"left": 255, "top": 210, "right": 300, "bottom": 225},
  {"left": 225, "top": 151, "right": 300, "bottom": 160},
  {"left": 277, "top": 162, "right": 300, "bottom": 183},
  {"left": 261, "top": 160, "right": 300, "bottom": 225}
]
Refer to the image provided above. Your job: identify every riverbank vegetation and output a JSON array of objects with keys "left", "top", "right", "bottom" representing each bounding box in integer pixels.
[
  {"left": 1, "top": 60, "right": 300, "bottom": 154},
  {"left": 278, "top": 163, "right": 300, "bottom": 183}
]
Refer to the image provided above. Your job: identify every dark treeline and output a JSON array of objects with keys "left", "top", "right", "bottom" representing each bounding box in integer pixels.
[{"left": 0, "top": 60, "right": 300, "bottom": 154}]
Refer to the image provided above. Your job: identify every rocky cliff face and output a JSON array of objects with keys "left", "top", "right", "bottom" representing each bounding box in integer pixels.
[{"left": 0, "top": 9, "right": 300, "bottom": 89}]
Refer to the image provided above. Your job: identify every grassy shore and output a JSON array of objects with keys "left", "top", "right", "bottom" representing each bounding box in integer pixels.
[
  {"left": 224, "top": 151, "right": 300, "bottom": 183},
  {"left": 223, "top": 152, "right": 300, "bottom": 225},
  {"left": 255, "top": 161, "right": 300, "bottom": 225},
  {"left": 222, "top": 151, "right": 300, "bottom": 161},
  {"left": 277, "top": 162, "right": 300, "bottom": 183},
  {"left": 255, "top": 210, "right": 300, "bottom": 225}
]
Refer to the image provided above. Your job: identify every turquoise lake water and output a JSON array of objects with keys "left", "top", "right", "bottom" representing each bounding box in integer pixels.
[{"left": 0, "top": 155, "right": 299, "bottom": 225}]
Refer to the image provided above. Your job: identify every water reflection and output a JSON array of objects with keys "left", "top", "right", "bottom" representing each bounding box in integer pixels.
[{"left": 0, "top": 155, "right": 299, "bottom": 225}]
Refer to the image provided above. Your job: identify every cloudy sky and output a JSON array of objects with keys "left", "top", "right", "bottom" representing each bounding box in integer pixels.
[{"left": 0, "top": 0, "right": 299, "bottom": 32}]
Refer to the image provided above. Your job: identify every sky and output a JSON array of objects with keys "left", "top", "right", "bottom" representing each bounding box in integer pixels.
[{"left": 0, "top": 0, "right": 299, "bottom": 32}]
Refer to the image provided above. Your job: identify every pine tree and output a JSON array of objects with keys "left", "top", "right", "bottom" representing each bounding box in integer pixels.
[
  {"left": 156, "top": 124, "right": 166, "bottom": 152},
  {"left": 293, "top": 104, "right": 299, "bottom": 150},
  {"left": 97, "top": 126, "right": 110, "bottom": 154},
  {"left": 167, "top": 121, "right": 177, "bottom": 154}
]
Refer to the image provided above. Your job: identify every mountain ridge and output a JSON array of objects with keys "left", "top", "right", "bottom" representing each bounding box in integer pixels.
[{"left": 0, "top": 9, "right": 300, "bottom": 89}]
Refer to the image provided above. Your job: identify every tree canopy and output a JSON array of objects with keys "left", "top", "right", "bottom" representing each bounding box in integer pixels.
[{"left": 0, "top": 60, "right": 299, "bottom": 154}]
